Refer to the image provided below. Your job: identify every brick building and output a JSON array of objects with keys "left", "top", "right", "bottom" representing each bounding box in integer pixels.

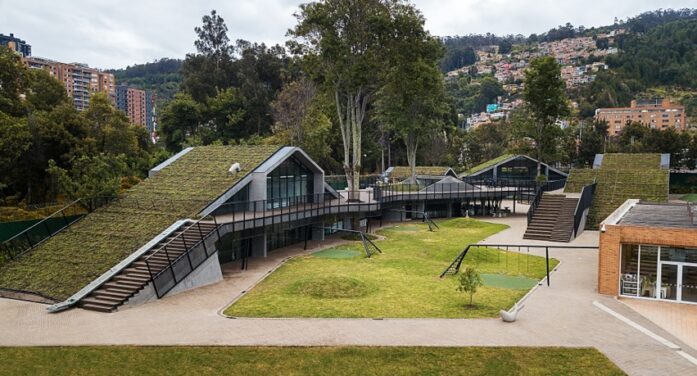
[
  {"left": 23, "top": 56, "right": 115, "bottom": 111},
  {"left": 599, "top": 200, "right": 697, "bottom": 305},
  {"left": 595, "top": 98, "right": 686, "bottom": 137}
]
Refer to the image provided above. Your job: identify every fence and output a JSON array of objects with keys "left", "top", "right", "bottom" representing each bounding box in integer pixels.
[{"left": 573, "top": 182, "right": 596, "bottom": 238}]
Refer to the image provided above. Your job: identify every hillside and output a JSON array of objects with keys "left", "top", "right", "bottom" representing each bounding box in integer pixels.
[{"left": 107, "top": 58, "right": 183, "bottom": 102}]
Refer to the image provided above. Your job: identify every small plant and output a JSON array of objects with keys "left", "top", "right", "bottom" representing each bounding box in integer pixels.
[{"left": 457, "top": 267, "right": 483, "bottom": 307}]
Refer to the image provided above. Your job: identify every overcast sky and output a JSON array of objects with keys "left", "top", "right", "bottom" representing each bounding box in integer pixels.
[{"left": 1, "top": 0, "right": 695, "bottom": 69}]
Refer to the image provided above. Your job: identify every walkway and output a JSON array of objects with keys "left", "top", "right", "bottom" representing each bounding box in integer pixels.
[{"left": 0, "top": 216, "right": 695, "bottom": 375}]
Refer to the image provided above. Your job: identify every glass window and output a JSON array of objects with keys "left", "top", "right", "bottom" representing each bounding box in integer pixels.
[
  {"left": 620, "top": 244, "right": 639, "bottom": 296},
  {"left": 638, "top": 245, "right": 658, "bottom": 298},
  {"left": 266, "top": 157, "right": 314, "bottom": 209}
]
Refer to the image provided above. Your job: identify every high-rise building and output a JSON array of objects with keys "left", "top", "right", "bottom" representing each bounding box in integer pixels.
[
  {"left": 22, "top": 56, "right": 116, "bottom": 111},
  {"left": 115, "top": 85, "right": 158, "bottom": 135},
  {"left": 0, "top": 33, "right": 31, "bottom": 57},
  {"left": 595, "top": 98, "right": 687, "bottom": 136}
]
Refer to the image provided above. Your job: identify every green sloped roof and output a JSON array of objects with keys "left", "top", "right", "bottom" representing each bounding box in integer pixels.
[
  {"left": 389, "top": 166, "right": 452, "bottom": 180},
  {"left": 566, "top": 153, "right": 668, "bottom": 229},
  {"left": 0, "top": 145, "right": 280, "bottom": 300},
  {"left": 463, "top": 154, "right": 515, "bottom": 176}
]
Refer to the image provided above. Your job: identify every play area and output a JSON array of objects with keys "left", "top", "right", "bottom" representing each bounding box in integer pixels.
[{"left": 224, "top": 218, "right": 558, "bottom": 318}]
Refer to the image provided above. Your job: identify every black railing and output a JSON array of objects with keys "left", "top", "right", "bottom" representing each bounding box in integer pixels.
[
  {"left": 0, "top": 198, "right": 111, "bottom": 262},
  {"left": 572, "top": 182, "right": 596, "bottom": 237},
  {"left": 145, "top": 217, "right": 222, "bottom": 298},
  {"left": 526, "top": 179, "right": 568, "bottom": 225}
]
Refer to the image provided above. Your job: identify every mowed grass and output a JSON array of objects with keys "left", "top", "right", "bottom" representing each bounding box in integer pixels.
[
  {"left": 680, "top": 194, "right": 697, "bottom": 203},
  {"left": 0, "top": 346, "right": 625, "bottom": 376},
  {"left": 225, "top": 218, "right": 559, "bottom": 318}
]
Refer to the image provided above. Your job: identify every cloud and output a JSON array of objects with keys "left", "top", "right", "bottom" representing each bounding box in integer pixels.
[{"left": 0, "top": 0, "right": 694, "bottom": 69}]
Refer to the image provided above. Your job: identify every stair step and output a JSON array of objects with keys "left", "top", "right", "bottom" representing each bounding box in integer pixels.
[
  {"left": 80, "top": 302, "right": 115, "bottom": 313},
  {"left": 82, "top": 296, "right": 121, "bottom": 306},
  {"left": 92, "top": 290, "right": 131, "bottom": 300}
]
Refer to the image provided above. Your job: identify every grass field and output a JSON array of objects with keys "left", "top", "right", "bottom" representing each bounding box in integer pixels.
[
  {"left": 225, "top": 218, "right": 559, "bottom": 318},
  {"left": 680, "top": 194, "right": 697, "bottom": 203},
  {"left": 0, "top": 346, "right": 625, "bottom": 376}
]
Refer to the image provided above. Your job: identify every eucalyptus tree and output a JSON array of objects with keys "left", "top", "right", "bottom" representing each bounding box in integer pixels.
[{"left": 290, "top": 0, "right": 428, "bottom": 197}]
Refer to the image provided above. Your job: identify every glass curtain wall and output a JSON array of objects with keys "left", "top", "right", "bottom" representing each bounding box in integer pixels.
[
  {"left": 620, "top": 244, "right": 697, "bottom": 303},
  {"left": 266, "top": 157, "right": 313, "bottom": 209}
]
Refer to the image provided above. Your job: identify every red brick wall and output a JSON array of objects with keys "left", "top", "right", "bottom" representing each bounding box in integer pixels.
[{"left": 598, "top": 225, "right": 697, "bottom": 295}]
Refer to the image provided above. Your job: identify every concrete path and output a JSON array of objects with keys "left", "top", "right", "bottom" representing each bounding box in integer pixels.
[{"left": 1, "top": 216, "right": 696, "bottom": 375}]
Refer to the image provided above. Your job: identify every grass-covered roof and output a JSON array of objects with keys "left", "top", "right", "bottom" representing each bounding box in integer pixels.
[
  {"left": 0, "top": 145, "right": 280, "bottom": 300},
  {"left": 389, "top": 166, "right": 453, "bottom": 180},
  {"left": 462, "top": 154, "right": 514, "bottom": 176},
  {"left": 565, "top": 153, "right": 668, "bottom": 229}
]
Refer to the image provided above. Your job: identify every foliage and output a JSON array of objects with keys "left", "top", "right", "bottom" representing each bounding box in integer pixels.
[
  {"left": 0, "top": 346, "right": 625, "bottom": 375},
  {"left": 0, "top": 46, "right": 30, "bottom": 116},
  {"left": 457, "top": 266, "right": 483, "bottom": 306},
  {"left": 440, "top": 46, "right": 476, "bottom": 72},
  {"left": 446, "top": 76, "right": 506, "bottom": 118},
  {"left": 0, "top": 145, "right": 280, "bottom": 300},
  {"left": 47, "top": 155, "right": 127, "bottom": 211},
  {"left": 226, "top": 218, "right": 559, "bottom": 318},
  {"left": 520, "top": 56, "right": 570, "bottom": 176},
  {"left": 108, "top": 58, "right": 183, "bottom": 102}
]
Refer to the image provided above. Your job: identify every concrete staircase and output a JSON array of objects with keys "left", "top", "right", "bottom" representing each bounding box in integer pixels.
[
  {"left": 79, "top": 221, "right": 218, "bottom": 313},
  {"left": 524, "top": 194, "right": 578, "bottom": 242}
]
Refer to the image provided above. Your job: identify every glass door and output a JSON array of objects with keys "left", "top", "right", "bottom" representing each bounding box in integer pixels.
[
  {"left": 680, "top": 265, "right": 697, "bottom": 303},
  {"left": 659, "top": 263, "right": 678, "bottom": 301}
]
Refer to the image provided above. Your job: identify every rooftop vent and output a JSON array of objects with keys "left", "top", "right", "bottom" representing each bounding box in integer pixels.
[{"left": 228, "top": 162, "right": 241, "bottom": 176}]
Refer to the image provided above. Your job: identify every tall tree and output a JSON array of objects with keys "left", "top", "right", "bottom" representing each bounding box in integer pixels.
[
  {"left": 521, "top": 56, "right": 569, "bottom": 177},
  {"left": 194, "top": 10, "right": 233, "bottom": 66},
  {"left": 375, "top": 8, "right": 449, "bottom": 182},
  {"left": 290, "top": 0, "right": 426, "bottom": 196}
]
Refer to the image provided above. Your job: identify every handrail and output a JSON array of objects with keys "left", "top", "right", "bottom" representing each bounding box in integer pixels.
[{"left": 572, "top": 182, "right": 596, "bottom": 237}]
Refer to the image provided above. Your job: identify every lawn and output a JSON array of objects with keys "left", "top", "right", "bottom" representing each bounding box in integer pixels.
[
  {"left": 0, "top": 346, "right": 625, "bottom": 376},
  {"left": 225, "top": 218, "right": 559, "bottom": 318},
  {"left": 680, "top": 194, "right": 697, "bottom": 203}
]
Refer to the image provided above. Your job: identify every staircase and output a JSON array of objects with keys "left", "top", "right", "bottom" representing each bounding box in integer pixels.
[
  {"left": 79, "top": 221, "right": 218, "bottom": 313},
  {"left": 524, "top": 194, "right": 575, "bottom": 241},
  {"left": 549, "top": 198, "right": 580, "bottom": 242}
]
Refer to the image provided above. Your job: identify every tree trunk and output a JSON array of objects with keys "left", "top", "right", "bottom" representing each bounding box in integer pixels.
[{"left": 405, "top": 133, "right": 418, "bottom": 185}]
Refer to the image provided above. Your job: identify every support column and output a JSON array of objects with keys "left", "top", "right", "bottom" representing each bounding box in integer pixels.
[
  {"left": 251, "top": 233, "right": 267, "bottom": 258},
  {"left": 312, "top": 222, "right": 325, "bottom": 241}
]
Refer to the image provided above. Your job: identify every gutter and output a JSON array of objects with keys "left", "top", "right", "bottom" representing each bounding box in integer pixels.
[{"left": 47, "top": 219, "right": 189, "bottom": 313}]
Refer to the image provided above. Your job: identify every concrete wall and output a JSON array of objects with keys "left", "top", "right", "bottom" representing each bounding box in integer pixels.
[
  {"left": 598, "top": 224, "right": 697, "bottom": 295},
  {"left": 164, "top": 251, "right": 223, "bottom": 297}
]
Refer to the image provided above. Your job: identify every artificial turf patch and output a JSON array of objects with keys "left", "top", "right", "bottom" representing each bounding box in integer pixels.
[
  {"left": 481, "top": 273, "right": 539, "bottom": 290},
  {"left": 312, "top": 247, "right": 363, "bottom": 259}
]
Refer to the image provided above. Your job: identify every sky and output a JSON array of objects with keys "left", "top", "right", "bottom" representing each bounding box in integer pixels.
[{"left": 1, "top": 0, "right": 695, "bottom": 69}]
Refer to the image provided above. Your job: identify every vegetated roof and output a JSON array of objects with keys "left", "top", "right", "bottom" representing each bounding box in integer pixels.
[
  {"left": 0, "top": 145, "right": 281, "bottom": 300},
  {"left": 619, "top": 202, "right": 697, "bottom": 229},
  {"left": 565, "top": 153, "right": 668, "bottom": 230},
  {"left": 462, "top": 154, "right": 514, "bottom": 176},
  {"left": 389, "top": 166, "right": 454, "bottom": 180}
]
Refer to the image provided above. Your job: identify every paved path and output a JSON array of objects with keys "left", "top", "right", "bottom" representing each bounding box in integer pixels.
[{"left": 1, "top": 216, "right": 696, "bottom": 375}]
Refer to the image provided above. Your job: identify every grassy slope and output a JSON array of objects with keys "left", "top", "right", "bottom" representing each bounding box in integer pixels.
[
  {"left": 226, "top": 218, "right": 559, "bottom": 318},
  {"left": 390, "top": 166, "right": 451, "bottom": 180},
  {"left": 0, "top": 145, "right": 280, "bottom": 300},
  {"left": 0, "top": 346, "right": 625, "bottom": 376},
  {"left": 680, "top": 194, "right": 697, "bottom": 203},
  {"left": 565, "top": 153, "right": 668, "bottom": 229}
]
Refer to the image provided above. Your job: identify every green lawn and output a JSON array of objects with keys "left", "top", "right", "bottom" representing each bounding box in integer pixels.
[
  {"left": 225, "top": 218, "right": 559, "bottom": 318},
  {"left": 680, "top": 194, "right": 697, "bottom": 203},
  {"left": 0, "top": 346, "right": 625, "bottom": 376}
]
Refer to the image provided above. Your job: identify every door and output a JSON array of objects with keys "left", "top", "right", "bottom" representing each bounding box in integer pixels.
[
  {"left": 659, "top": 263, "right": 678, "bottom": 301},
  {"left": 680, "top": 265, "right": 697, "bottom": 303}
]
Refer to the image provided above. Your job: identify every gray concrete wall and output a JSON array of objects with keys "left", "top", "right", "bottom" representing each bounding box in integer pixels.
[{"left": 164, "top": 252, "right": 223, "bottom": 297}]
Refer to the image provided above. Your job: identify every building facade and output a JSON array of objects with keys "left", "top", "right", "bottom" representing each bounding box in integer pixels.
[
  {"left": 595, "top": 98, "right": 686, "bottom": 137},
  {"left": 115, "top": 85, "right": 157, "bottom": 134},
  {"left": 0, "top": 33, "right": 31, "bottom": 57},
  {"left": 22, "top": 56, "right": 115, "bottom": 111},
  {"left": 599, "top": 200, "right": 697, "bottom": 305}
]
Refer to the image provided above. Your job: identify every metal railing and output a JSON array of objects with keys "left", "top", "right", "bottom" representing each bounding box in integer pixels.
[
  {"left": 526, "top": 179, "right": 568, "bottom": 225},
  {"left": 440, "top": 243, "right": 599, "bottom": 284},
  {"left": 0, "top": 197, "right": 113, "bottom": 262},
  {"left": 572, "top": 182, "right": 596, "bottom": 237},
  {"left": 145, "top": 217, "right": 222, "bottom": 298}
]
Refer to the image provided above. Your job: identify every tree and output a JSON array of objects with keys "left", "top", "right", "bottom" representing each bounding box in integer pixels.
[
  {"left": 375, "top": 16, "right": 449, "bottom": 182},
  {"left": 0, "top": 46, "right": 30, "bottom": 116},
  {"left": 290, "top": 0, "right": 429, "bottom": 197},
  {"left": 194, "top": 10, "right": 233, "bottom": 66},
  {"left": 456, "top": 267, "right": 483, "bottom": 307},
  {"left": 0, "top": 113, "right": 31, "bottom": 188},
  {"left": 160, "top": 93, "right": 202, "bottom": 151},
  {"left": 47, "top": 154, "right": 127, "bottom": 211},
  {"left": 521, "top": 56, "right": 569, "bottom": 177}
]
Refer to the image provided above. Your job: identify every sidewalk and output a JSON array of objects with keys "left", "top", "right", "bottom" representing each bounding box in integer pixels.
[{"left": 0, "top": 216, "right": 695, "bottom": 375}]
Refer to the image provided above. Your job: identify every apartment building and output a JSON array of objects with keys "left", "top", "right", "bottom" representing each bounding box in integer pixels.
[
  {"left": 116, "top": 85, "right": 157, "bottom": 134},
  {"left": 0, "top": 33, "right": 31, "bottom": 57},
  {"left": 595, "top": 99, "right": 686, "bottom": 137},
  {"left": 23, "top": 56, "right": 116, "bottom": 111}
]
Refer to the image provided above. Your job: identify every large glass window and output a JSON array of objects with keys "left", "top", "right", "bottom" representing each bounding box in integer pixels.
[{"left": 266, "top": 157, "right": 313, "bottom": 209}]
